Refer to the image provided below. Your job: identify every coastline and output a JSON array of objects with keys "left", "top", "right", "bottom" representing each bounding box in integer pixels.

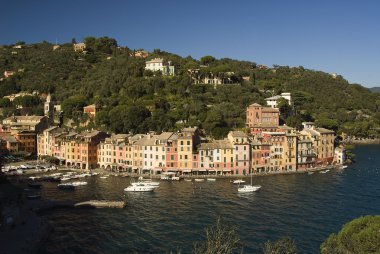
[
  {"left": 346, "top": 139, "right": 380, "bottom": 145},
  {"left": 0, "top": 163, "right": 342, "bottom": 253}
]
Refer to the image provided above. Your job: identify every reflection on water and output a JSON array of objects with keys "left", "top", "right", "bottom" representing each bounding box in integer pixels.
[{"left": 38, "top": 145, "right": 380, "bottom": 254}]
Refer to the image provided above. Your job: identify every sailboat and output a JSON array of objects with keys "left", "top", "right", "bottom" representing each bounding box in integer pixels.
[{"left": 238, "top": 175, "right": 261, "bottom": 193}]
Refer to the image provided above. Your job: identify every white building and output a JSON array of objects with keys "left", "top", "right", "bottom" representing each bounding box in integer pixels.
[
  {"left": 145, "top": 58, "right": 175, "bottom": 76},
  {"left": 334, "top": 147, "right": 345, "bottom": 165},
  {"left": 265, "top": 92, "right": 292, "bottom": 108}
]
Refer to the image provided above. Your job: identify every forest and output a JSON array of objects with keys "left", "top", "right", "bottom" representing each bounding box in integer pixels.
[{"left": 0, "top": 37, "right": 379, "bottom": 138}]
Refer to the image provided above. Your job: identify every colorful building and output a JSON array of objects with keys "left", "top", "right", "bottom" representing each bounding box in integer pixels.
[
  {"left": 246, "top": 103, "right": 280, "bottom": 135},
  {"left": 228, "top": 131, "right": 250, "bottom": 175}
]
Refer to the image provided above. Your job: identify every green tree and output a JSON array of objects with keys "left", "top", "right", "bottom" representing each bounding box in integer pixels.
[
  {"left": 320, "top": 215, "right": 380, "bottom": 254},
  {"left": 200, "top": 55, "right": 216, "bottom": 66},
  {"left": 262, "top": 237, "right": 297, "bottom": 254},
  {"left": 61, "top": 95, "right": 87, "bottom": 119},
  {"left": 0, "top": 98, "right": 11, "bottom": 108}
]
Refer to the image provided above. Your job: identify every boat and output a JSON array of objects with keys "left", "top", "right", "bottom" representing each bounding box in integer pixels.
[
  {"left": 237, "top": 175, "right": 261, "bottom": 193},
  {"left": 342, "top": 165, "right": 348, "bottom": 169},
  {"left": 207, "top": 178, "right": 216, "bottom": 182},
  {"left": 238, "top": 185, "right": 261, "bottom": 193},
  {"left": 160, "top": 172, "right": 179, "bottom": 181},
  {"left": 57, "top": 183, "right": 75, "bottom": 190},
  {"left": 184, "top": 179, "right": 192, "bottom": 182},
  {"left": 124, "top": 184, "right": 155, "bottom": 192},
  {"left": 194, "top": 178, "right": 205, "bottom": 182},
  {"left": 308, "top": 172, "right": 314, "bottom": 175},
  {"left": 27, "top": 194, "right": 41, "bottom": 199},
  {"left": 319, "top": 169, "right": 330, "bottom": 174},
  {"left": 137, "top": 176, "right": 160, "bottom": 186},
  {"left": 61, "top": 177, "right": 71, "bottom": 181},
  {"left": 71, "top": 181, "right": 87, "bottom": 186},
  {"left": 100, "top": 176, "right": 108, "bottom": 179},
  {"left": 232, "top": 179, "right": 245, "bottom": 184}
]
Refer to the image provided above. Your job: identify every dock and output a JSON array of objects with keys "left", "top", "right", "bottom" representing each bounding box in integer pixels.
[
  {"left": 32, "top": 199, "right": 126, "bottom": 213},
  {"left": 74, "top": 200, "right": 126, "bottom": 209}
]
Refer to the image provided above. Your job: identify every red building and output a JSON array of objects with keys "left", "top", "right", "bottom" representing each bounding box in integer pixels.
[{"left": 246, "top": 103, "right": 280, "bottom": 135}]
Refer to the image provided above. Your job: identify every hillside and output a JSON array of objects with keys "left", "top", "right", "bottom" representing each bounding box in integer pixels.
[{"left": 0, "top": 38, "right": 379, "bottom": 138}]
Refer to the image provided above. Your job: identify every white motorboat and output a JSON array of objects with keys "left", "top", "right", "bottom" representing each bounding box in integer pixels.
[
  {"left": 319, "top": 169, "right": 330, "bottom": 174},
  {"left": 238, "top": 185, "right": 261, "bottom": 193},
  {"left": 100, "top": 176, "right": 109, "bottom": 179},
  {"left": 124, "top": 184, "right": 155, "bottom": 192},
  {"left": 184, "top": 179, "right": 192, "bottom": 182},
  {"left": 171, "top": 176, "right": 180, "bottom": 181},
  {"left": 194, "top": 178, "right": 205, "bottom": 182},
  {"left": 308, "top": 172, "right": 314, "bottom": 175},
  {"left": 71, "top": 181, "right": 87, "bottom": 186},
  {"left": 237, "top": 175, "right": 261, "bottom": 193},
  {"left": 207, "top": 178, "right": 216, "bottom": 182},
  {"left": 342, "top": 165, "right": 348, "bottom": 169},
  {"left": 61, "top": 177, "right": 71, "bottom": 181},
  {"left": 232, "top": 179, "right": 245, "bottom": 184},
  {"left": 137, "top": 177, "right": 160, "bottom": 186}
]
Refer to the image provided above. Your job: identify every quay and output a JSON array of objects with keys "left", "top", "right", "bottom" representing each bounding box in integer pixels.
[{"left": 31, "top": 199, "right": 126, "bottom": 213}]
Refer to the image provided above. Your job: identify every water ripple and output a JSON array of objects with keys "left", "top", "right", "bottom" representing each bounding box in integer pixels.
[{"left": 38, "top": 145, "right": 380, "bottom": 254}]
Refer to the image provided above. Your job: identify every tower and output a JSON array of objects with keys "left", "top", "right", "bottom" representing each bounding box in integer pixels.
[{"left": 44, "top": 93, "right": 54, "bottom": 124}]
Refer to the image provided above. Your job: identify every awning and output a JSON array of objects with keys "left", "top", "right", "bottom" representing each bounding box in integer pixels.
[
  {"left": 208, "top": 169, "right": 216, "bottom": 171},
  {"left": 153, "top": 168, "right": 162, "bottom": 171},
  {"left": 223, "top": 169, "right": 232, "bottom": 172},
  {"left": 197, "top": 169, "right": 207, "bottom": 172},
  {"left": 182, "top": 169, "right": 192, "bottom": 173}
]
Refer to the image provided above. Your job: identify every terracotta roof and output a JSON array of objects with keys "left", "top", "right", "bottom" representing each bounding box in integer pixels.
[
  {"left": 228, "top": 131, "right": 247, "bottom": 138},
  {"left": 248, "top": 103, "right": 262, "bottom": 107}
]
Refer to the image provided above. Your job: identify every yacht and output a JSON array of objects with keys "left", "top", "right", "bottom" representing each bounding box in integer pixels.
[
  {"left": 137, "top": 176, "right": 160, "bottom": 186},
  {"left": 232, "top": 179, "right": 245, "bottom": 184},
  {"left": 71, "top": 181, "right": 87, "bottom": 186},
  {"left": 237, "top": 175, "right": 261, "bottom": 193},
  {"left": 238, "top": 185, "right": 261, "bottom": 193},
  {"left": 124, "top": 183, "right": 155, "bottom": 192}
]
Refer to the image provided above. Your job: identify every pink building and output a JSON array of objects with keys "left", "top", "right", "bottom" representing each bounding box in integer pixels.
[
  {"left": 165, "top": 135, "right": 178, "bottom": 172},
  {"left": 246, "top": 103, "right": 280, "bottom": 135},
  {"left": 228, "top": 131, "right": 250, "bottom": 175}
]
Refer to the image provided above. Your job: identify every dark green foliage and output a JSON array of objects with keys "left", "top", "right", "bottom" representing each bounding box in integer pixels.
[
  {"left": 0, "top": 98, "right": 11, "bottom": 107},
  {"left": 320, "top": 215, "right": 380, "bottom": 254},
  {"left": 0, "top": 38, "right": 379, "bottom": 138},
  {"left": 262, "top": 237, "right": 297, "bottom": 254}
]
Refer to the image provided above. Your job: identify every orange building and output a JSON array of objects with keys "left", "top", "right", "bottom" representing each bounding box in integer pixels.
[
  {"left": 83, "top": 104, "right": 98, "bottom": 118},
  {"left": 12, "top": 130, "right": 36, "bottom": 154},
  {"left": 64, "top": 130, "right": 109, "bottom": 170},
  {"left": 246, "top": 103, "right": 279, "bottom": 134}
]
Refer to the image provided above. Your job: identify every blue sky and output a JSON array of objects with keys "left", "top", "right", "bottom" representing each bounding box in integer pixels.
[{"left": 0, "top": 0, "right": 379, "bottom": 87}]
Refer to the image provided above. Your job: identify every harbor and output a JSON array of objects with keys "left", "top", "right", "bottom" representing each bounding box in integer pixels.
[{"left": 0, "top": 145, "right": 379, "bottom": 253}]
